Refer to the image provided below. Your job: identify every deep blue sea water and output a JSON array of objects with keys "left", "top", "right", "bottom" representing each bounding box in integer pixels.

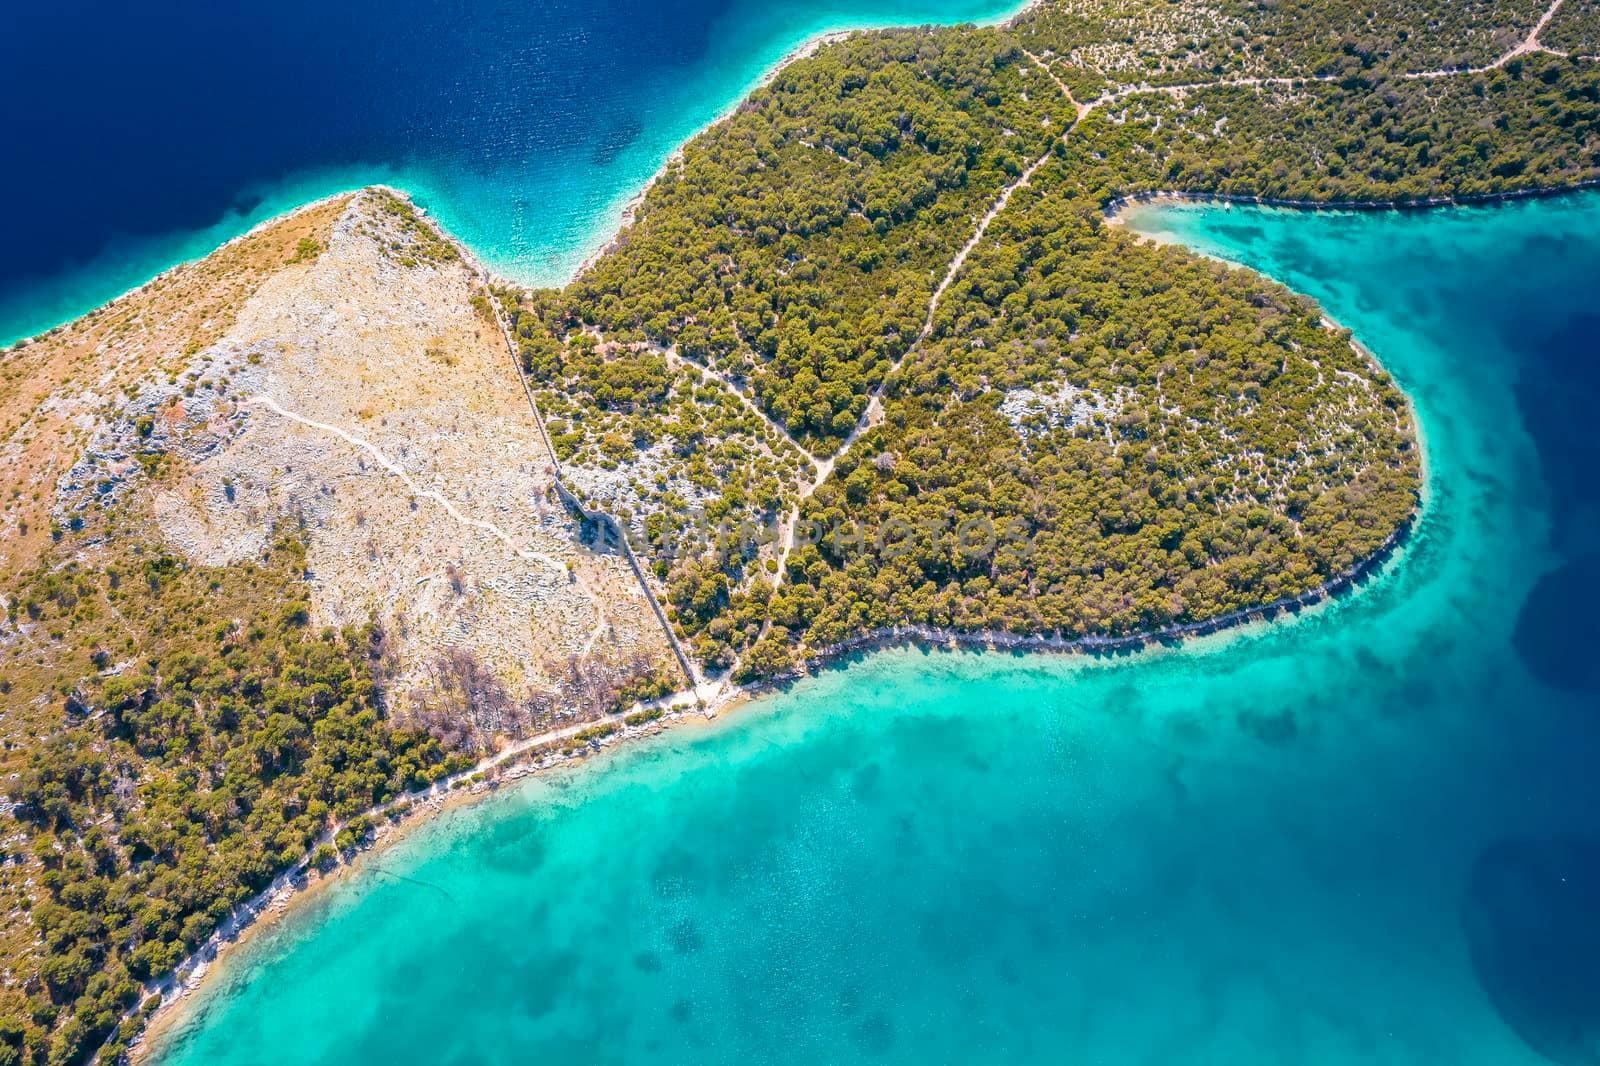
[
  {"left": 147, "top": 194, "right": 1600, "bottom": 1064},
  {"left": 0, "top": 0, "right": 1018, "bottom": 345}
]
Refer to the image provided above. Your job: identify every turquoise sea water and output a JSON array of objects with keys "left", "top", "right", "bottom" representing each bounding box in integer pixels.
[
  {"left": 0, "top": 0, "right": 1019, "bottom": 347},
  {"left": 150, "top": 195, "right": 1600, "bottom": 1064}
]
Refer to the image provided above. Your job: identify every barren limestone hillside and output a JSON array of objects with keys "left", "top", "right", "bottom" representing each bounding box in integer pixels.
[
  {"left": 0, "top": 198, "right": 351, "bottom": 582},
  {"left": 0, "top": 194, "right": 682, "bottom": 1046},
  {"left": 6, "top": 190, "right": 674, "bottom": 749}
]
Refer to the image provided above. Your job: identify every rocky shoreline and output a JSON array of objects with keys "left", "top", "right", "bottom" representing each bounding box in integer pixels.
[
  {"left": 1102, "top": 178, "right": 1600, "bottom": 221},
  {"left": 127, "top": 698, "right": 709, "bottom": 1061},
  {"left": 570, "top": 28, "right": 856, "bottom": 281},
  {"left": 128, "top": 494, "right": 1419, "bottom": 1060},
  {"left": 572, "top": 0, "right": 1040, "bottom": 281},
  {"left": 5, "top": 191, "right": 357, "bottom": 351},
  {"left": 752, "top": 510, "right": 1416, "bottom": 692}
]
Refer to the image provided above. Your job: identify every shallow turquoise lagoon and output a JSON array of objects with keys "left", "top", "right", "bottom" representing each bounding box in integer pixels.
[{"left": 150, "top": 195, "right": 1600, "bottom": 1065}]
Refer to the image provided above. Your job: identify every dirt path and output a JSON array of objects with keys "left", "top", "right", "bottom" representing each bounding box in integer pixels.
[
  {"left": 518, "top": 5, "right": 1599, "bottom": 628},
  {"left": 1025, "top": 49, "right": 1088, "bottom": 120},
  {"left": 825, "top": 58, "right": 1086, "bottom": 466},
  {"left": 1082, "top": 0, "right": 1578, "bottom": 110},
  {"left": 244, "top": 395, "right": 610, "bottom": 657},
  {"left": 1488, "top": 0, "right": 1569, "bottom": 66},
  {"left": 731, "top": 52, "right": 1092, "bottom": 632},
  {"left": 473, "top": 286, "right": 703, "bottom": 690},
  {"left": 749, "top": 5, "right": 1594, "bottom": 609},
  {"left": 659, "top": 345, "right": 825, "bottom": 474}
]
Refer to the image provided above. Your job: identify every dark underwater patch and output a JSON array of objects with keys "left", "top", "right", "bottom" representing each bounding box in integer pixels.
[
  {"left": 1512, "top": 312, "right": 1600, "bottom": 558},
  {"left": 1514, "top": 555, "right": 1600, "bottom": 695},
  {"left": 651, "top": 844, "right": 706, "bottom": 897},
  {"left": 850, "top": 762, "right": 882, "bottom": 803},
  {"left": 850, "top": 1012, "right": 895, "bottom": 1056},
  {"left": 1463, "top": 836, "right": 1600, "bottom": 1065},
  {"left": 589, "top": 114, "right": 644, "bottom": 167},
  {"left": 1238, "top": 706, "right": 1299, "bottom": 745},
  {"left": 668, "top": 917, "right": 705, "bottom": 954}
]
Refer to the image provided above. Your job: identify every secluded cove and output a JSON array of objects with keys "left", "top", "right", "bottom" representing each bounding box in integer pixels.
[
  {"left": 145, "top": 192, "right": 1600, "bottom": 1065},
  {"left": 0, "top": 0, "right": 1023, "bottom": 346}
]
